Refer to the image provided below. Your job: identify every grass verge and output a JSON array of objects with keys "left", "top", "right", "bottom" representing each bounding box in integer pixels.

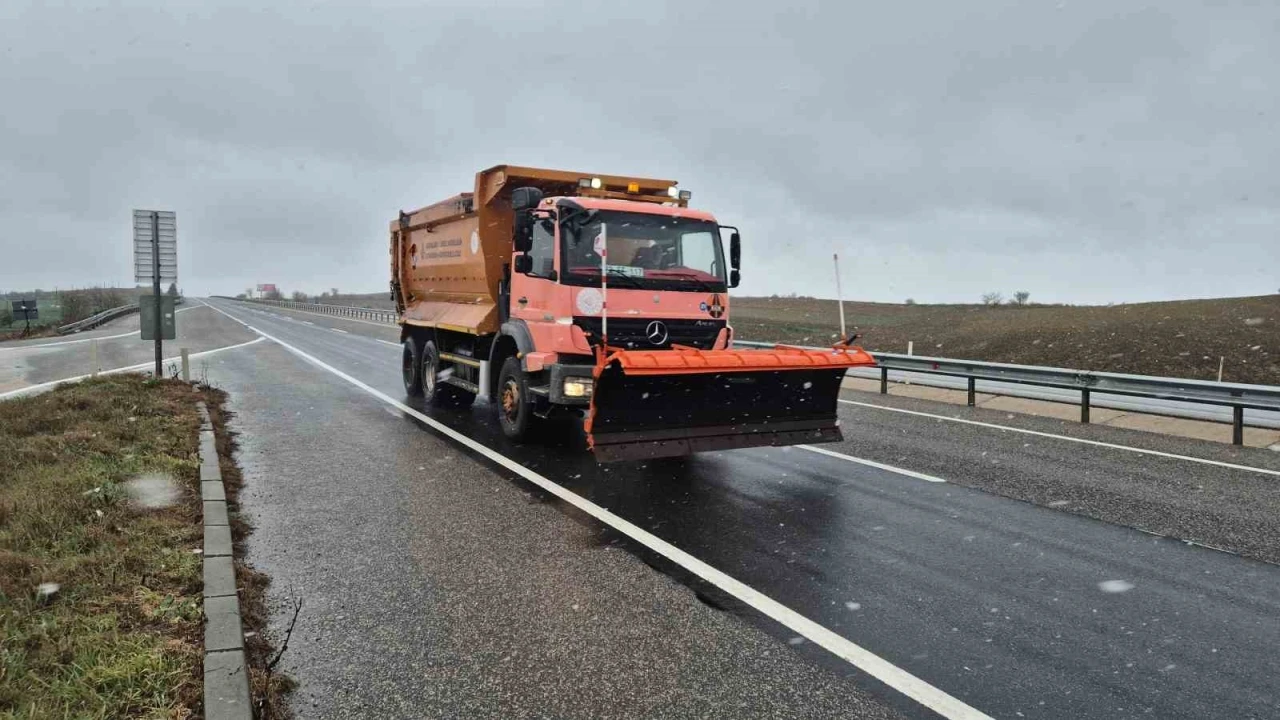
[
  {"left": 0, "top": 375, "right": 294, "bottom": 718},
  {"left": 0, "top": 375, "right": 203, "bottom": 718}
]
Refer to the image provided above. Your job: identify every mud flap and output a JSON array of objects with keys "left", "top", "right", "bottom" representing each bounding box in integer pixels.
[{"left": 586, "top": 345, "right": 876, "bottom": 463}]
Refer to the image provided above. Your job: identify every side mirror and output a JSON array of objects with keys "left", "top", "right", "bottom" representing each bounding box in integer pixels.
[
  {"left": 512, "top": 186, "right": 543, "bottom": 211},
  {"left": 730, "top": 269, "right": 741, "bottom": 288},
  {"left": 513, "top": 254, "right": 533, "bottom": 274},
  {"left": 730, "top": 232, "right": 741, "bottom": 270},
  {"left": 513, "top": 212, "right": 533, "bottom": 253}
]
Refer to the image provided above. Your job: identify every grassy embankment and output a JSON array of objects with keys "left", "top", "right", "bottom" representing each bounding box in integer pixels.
[{"left": 0, "top": 376, "right": 204, "bottom": 717}]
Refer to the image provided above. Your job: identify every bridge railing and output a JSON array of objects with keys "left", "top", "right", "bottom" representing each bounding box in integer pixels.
[{"left": 736, "top": 340, "right": 1280, "bottom": 444}]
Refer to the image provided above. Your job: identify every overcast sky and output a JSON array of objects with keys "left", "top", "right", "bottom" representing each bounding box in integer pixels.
[{"left": 2, "top": 1, "right": 1277, "bottom": 304}]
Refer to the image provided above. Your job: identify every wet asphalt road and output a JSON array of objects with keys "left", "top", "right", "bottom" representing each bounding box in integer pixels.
[
  {"left": 195, "top": 298, "right": 1280, "bottom": 720},
  {"left": 0, "top": 303, "right": 256, "bottom": 393},
  {"left": 205, "top": 314, "right": 902, "bottom": 719}
]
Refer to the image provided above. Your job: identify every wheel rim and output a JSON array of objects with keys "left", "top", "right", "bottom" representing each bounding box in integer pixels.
[
  {"left": 501, "top": 379, "right": 520, "bottom": 423},
  {"left": 424, "top": 353, "right": 437, "bottom": 395}
]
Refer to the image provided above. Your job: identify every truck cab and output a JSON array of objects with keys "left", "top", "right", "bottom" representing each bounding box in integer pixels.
[{"left": 493, "top": 187, "right": 742, "bottom": 438}]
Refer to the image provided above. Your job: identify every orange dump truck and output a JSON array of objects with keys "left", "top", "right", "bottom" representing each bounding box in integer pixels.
[{"left": 391, "top": 165, "right": 875, "bottom": 461}]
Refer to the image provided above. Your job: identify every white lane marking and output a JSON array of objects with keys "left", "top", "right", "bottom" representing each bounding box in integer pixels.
[
  {"left": 797, "top": 445, "right": 948, "bottom": 483},
  {"left": 0, "top": 337, "right": 266, "bottom": 400},
  {"left": 330, "top": 328, "right": 349, "bottom": 334},
  {"left": 202, "top": 301, "right": 991, "bottom": 720},
  {"left": 375, "top": 339, "right": 400, "bottom": 347},
  {"left": 301, "top": 321, "right": 314, "bottom": 326},
  {"left": 0, "top": 304, "right": 203, "bottom": 351},
  {"left": 839, "top": 399, "right": 1280, "bottom": 478},
  {"left": 1, "top": 330, "right": 136, "bottom": 349}
]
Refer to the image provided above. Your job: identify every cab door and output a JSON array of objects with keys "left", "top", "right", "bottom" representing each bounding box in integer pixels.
[{"left": 510, "top": 212, "right": 560, "bottom": 335}]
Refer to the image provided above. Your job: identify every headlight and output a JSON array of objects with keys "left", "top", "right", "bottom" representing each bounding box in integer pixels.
[{"left": 563, "top": 378, "right": 594, "bottom": 397}]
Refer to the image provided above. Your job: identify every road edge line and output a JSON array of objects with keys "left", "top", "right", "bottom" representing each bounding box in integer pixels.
[{"left": 203, "top": 300, "right": 994, "bottom": 720}]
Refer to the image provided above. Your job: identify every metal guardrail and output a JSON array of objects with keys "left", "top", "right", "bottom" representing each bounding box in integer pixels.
[
  {"left": 233, "top": 298, "right": 397, "bottom": 324},
  {"left": 57, "top": 303, "right": 139, "bottom": 335},
  {"left": 213, "top": 296, "right": 1280, "bottom": 445},
  {"left": 735, "top": 340, "right": 1280, "bottom": 445}
]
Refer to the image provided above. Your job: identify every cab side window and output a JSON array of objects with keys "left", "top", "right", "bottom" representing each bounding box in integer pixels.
[{"left": 529, "top": 218, "right": 555, "bottom": 277}]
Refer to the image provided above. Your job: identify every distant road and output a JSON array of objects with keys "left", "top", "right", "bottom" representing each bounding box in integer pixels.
[{"left": 0, "top": 303, "right": 256, "bottom": 397}]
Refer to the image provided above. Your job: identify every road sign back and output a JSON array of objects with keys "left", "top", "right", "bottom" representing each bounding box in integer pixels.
[{"left": 133, "top": 210, "right": 177, "bottom": 283}]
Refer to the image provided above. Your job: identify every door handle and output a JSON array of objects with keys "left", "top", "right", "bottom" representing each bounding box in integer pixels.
[{"left": 517, "top": 297, "right": 528, "bottom": 305}]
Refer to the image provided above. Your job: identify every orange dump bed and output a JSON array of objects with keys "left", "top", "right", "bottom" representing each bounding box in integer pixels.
[{"left": 390, "top": 165, "right": 682, "bottom": 336}]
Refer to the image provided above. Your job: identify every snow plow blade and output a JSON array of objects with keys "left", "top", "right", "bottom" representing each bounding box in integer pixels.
[{"left": 586, "top": 344, "right": 877, "bottom": 463}]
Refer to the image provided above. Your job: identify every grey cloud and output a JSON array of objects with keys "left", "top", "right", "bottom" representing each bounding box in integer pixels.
[{"left": 1, "top": 0, "right": 1276, "bottom": 304}]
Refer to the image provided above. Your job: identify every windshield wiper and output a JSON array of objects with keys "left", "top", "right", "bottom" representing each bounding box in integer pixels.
[
  {"left": 603, "top": 267, "right": 643, "bottom": 287},
  {"left": 654, "top": 271, "right": 719, "bottom": 292}
]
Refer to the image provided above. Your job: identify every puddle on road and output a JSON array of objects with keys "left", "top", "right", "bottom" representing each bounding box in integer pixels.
[{"left": 126, "top": 472, "right": 180, "bottom": 508}]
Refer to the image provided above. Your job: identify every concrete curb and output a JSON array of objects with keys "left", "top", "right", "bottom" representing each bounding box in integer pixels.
[{"left": 198, "top": 402, "right": 252, "bottom": 719}]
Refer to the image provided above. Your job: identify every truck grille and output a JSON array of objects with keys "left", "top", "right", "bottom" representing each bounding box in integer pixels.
[{"left": 573, "top": 317, "right": 725, "bottom": 350}]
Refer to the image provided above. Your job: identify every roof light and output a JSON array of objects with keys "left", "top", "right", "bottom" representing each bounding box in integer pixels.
[
  {"left": 666, "top": 186, "right": 680, "bottom": 198},
  {"left": 590, "top": 177, "right": 603, "bottom": 190},
  {"left": 578, "top": 178, "right": 591, "bottom": 188},
  {"left": 678, "top": 190, "right": 692, "bottom": 201},
  {"left": 627, "top": 182, "right": 640, "bottom": 194}
]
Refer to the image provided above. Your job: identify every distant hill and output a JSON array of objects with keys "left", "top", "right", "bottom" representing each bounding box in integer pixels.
[{"left": 276, "top": 290, "right": 1280, "bottom": 385}]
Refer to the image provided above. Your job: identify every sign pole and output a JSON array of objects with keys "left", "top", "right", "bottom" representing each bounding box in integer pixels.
[
  {"left": 151, "top": 211, "right": 163, "bottom": 377},
  {"left": 833, "top": 252, "right": 847, "bottom": 340},
  {"left": 600, "top": 223, "right": 608, "bottom": 348}
]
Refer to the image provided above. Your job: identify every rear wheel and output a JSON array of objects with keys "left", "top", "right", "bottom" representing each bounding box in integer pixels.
[
  {"left": 497, "top": 356, "right": 534, "bottom": 440},
  {"left": 402, "top": 337, "right": 423, "bottom": 397},
  {"left": 423, "top": 340, "right": 476, "bottom": 408}
]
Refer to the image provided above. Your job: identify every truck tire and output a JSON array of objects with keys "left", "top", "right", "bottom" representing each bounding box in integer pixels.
[
  {"left": 423, "top": 340, "right": 476, "bottom": 408},
  {"left": 497, "top": 355, "right": 534, "bottom": 440},
  {"left": 402, "top": 337, "right": 423, "bottom": 397}
]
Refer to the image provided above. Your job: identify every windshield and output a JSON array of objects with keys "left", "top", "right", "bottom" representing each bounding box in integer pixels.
[{"left": 560, "top": 211, "right": 727, "bottom": 292}]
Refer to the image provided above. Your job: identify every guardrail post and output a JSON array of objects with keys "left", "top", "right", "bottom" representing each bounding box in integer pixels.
[
  {"left": 967, "top": 377, "right": 976, "bottom": 407},
  {"left": 1081, "top": 388, "right": 1091, "bottom": 424},
  {"left": 880, "top": 366, "right": 888, "bottom": 394},
  {"left": 1233, "top": 406, "right": 1244, "bottom": 445}
]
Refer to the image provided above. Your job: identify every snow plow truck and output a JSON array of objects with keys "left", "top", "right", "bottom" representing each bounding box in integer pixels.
[{"left": 391, "top": 165, "right": 875, "bottom": 462}]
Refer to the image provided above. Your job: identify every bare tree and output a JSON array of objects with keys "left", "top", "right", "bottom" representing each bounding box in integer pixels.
[
  {"left": 1013, "top": 291, "right": 1030, "bottom": 306},
  {"left": 981, "top": 292, "right": 1004, "bottom": 306},
  {"left": 59, "top": 291, "right": 88, "bottom": 322},
  {"left": 904, "top": 298, "right": 917, "bottom": 305},
  {"left": 291, "top": 291, "right": 309, "bottom": 302}
]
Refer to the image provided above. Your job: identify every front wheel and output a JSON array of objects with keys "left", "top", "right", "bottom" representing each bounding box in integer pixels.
[
  {"left": 496, "top": 356, "right": 534, "bottom": 441},
  {"left": 402, "top": 337, "right": 423, "bottom": 397}
]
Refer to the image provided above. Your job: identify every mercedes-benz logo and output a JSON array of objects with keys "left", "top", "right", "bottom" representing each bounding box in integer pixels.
[{"left": 645, "top": 320, "right": 669, "bottom": 346}]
